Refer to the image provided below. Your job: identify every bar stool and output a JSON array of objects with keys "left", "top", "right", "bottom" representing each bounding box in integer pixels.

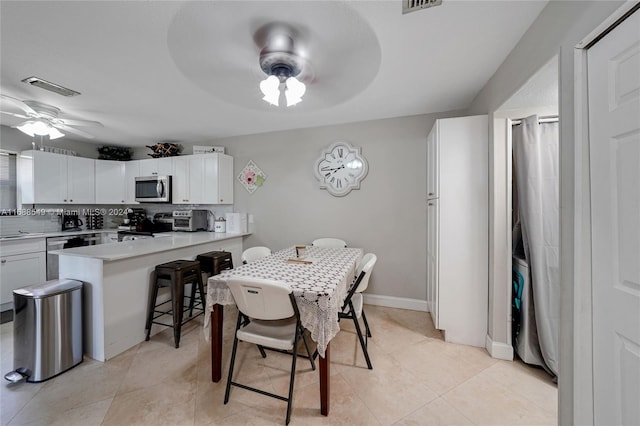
[
  {"left": 197, "top": 250, "right": 234, "bottom": 279},
  {"left": 145, "top": 259, "right": 205, "bottom": 348}
]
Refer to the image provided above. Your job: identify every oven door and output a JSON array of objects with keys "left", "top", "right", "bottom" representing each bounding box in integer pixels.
[
  {"left": 135, "top": 176, "right": 172, "bottom": 203},
  {"left": 172, "top": 217, "right": 192, "bottom": 231}
]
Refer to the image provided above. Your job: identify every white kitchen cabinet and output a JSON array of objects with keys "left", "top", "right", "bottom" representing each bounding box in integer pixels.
[
  {"left": 426, "top": 125, "right": 439, "bottom": 200},
  {"left": 95, "top": 160, "right": 140, "bottom": 204},
  {"left": 95, "top": 160, "right": 126, "bottom": 204},
  {"left": 139, "top": 157, "right": 173, "bottom": 177},
  {"left": 173, "top": 154, "right": 233, "bottom": 205},
  {"left": 19, "top": 150, "right": 95, "bottom": 204},
  {"left": 124, "top": 161, "right": 140, "bottom": 204},
  {"left": 0, "top": 238, "right": 46, "bottom": 311},
  {"left": 426, "top": 115, "right": 488, "bottom": 347}
]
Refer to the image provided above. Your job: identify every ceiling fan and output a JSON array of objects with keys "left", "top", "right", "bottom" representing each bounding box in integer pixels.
[{"left": 0, "top": 94, "right": 103, "bottom": 139}]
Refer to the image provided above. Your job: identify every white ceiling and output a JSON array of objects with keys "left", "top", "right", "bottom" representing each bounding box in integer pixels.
[{"left": 0, "top": 1, "right": 547, "bottom": 148}]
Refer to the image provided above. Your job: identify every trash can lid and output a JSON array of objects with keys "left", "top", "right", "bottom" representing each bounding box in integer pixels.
[{"left": 13, "top": 279, "right": 83, "bottom": 298}]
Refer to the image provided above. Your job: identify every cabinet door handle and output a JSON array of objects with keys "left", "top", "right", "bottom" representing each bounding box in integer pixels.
[
  {"left": 70, "top": 199, "right": 73, "bottom": 202},
  {"left": 1, "top": 259, "right": 6, "bottom": 264},
  {"left": 428, "top": 192, "right": 434, "bottom": 196},
  {"left": 428, "top": 202, "right": 433, "bottom": 206},
  {"left": 63, "top": 199, "right": 67, "bottom": 202}
]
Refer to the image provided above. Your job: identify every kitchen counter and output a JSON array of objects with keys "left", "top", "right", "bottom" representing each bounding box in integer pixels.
[
  {"left": 50, "top": 231, "right": 250, "bottom": 261},
  {"left": 0, "top": 229, "right": 119, "bottom": 241},
  {"left": 55, "top": 231, "right": 248, "bottom": 361}
]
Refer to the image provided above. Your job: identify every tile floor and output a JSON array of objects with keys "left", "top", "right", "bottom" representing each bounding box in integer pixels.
[{"left": 1, "top": 305, "right": 557, "bottom": 425}]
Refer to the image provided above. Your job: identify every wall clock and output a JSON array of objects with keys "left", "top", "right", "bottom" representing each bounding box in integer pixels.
[{"left": 314, "top": 141, "right": 368, "bottom": 197}]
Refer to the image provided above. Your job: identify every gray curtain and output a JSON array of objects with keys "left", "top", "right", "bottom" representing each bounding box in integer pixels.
[{"left": 512, "top": 115, "right": 559, "bottom": 377}]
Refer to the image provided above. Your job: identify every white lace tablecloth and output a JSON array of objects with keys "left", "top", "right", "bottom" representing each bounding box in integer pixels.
[{"left": 204, "top": 246, "right": 363, "bottom": 357}]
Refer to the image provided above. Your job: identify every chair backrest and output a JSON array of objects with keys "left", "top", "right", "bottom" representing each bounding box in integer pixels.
[
  {"left": 242, "top": 246, "right": 272, "bottom": 264},
  {"left": 312, "top": 238, "right": 347, "bottom": 248},
  {"left": 354, "top": 253, "right": 377, "bottom": 293},
  {"left": 341, "top": 253, "right": 377, "bottom": 311},
  {"left": 227, "top": 277, "right": 294, "bottom": 320}
]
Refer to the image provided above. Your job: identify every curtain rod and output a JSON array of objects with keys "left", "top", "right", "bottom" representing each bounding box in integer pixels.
[{"left": 511, "top": 115, "right": 559, "bottom": 126}]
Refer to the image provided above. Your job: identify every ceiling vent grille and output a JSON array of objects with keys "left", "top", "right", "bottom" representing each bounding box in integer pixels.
[
  {"left": 402, "top": 0, "right": 442, "bottom": 15},
  {"left": 21, "top": 76, "right": 80, "bottom": 97}
]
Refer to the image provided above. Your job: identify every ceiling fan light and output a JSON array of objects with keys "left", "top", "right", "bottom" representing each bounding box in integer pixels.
[
  {"left": 260, "top": 75, "right": 281, "bottom": 106},
  {"left": 16, "top": 121, "right": 36, "bottom": 137},
  {"left": 31, "top": 120, "right": 51, "bottom": 136},
  {"left": 285, "top": 77, "right": 305, "bottom": 107},
  {"left": 49, "top": 127, "right": 65, "bottom": 140}
]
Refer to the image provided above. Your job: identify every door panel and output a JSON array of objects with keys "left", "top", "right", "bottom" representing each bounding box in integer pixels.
[{"left": 588, "top": 9, "right": 640, "bottom": 425}]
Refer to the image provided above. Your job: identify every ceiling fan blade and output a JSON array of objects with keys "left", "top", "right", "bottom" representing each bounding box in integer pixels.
[
  {"left": 0, "top": 110, "right": 30, "bottom": 119},
  {"left": 54, "top": 123, "right": 95, "bottom": 139},
  {"left": 0, "top": 94, "right": 37, "bottom": 116},
  {"left": 55, "top": 118, "right": 103, "bottom": 127}
]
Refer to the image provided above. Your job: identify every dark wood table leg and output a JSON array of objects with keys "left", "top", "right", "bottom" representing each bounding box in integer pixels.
[
  {"left": 320, "top": 342, "right": 330, "bottom": 416},
  {"left": 210, "top": 304, "right": 224, "bottom": 382}
]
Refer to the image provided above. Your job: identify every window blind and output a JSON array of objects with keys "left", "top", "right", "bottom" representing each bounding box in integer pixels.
[{"left": 0, "top": 152, "right": 17, "bottom": 214}]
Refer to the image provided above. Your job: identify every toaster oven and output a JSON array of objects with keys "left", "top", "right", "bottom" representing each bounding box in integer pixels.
[{"left": 172, "top": 210, "right": 208, "bottom": 232}]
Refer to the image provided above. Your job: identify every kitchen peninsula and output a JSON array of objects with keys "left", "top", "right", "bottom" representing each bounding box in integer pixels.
[{"left": 50, "top": 232, "right": 248, "bottom": 361}]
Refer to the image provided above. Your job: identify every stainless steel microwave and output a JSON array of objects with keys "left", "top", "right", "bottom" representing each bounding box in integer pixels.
[{"left": 135, "top": 175, "right": 172, "bottom": 203}]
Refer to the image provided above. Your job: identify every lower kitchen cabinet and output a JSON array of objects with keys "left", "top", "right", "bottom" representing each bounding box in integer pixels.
[{"left": 0, "top": 238, "right": 46, "bottom": 311}]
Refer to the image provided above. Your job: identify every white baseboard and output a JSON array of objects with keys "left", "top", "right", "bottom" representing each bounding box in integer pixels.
[
  {"left": 485, "top": 334, "right": 513, "bottom": 360},
  {"left": 362, "top": 294, "right": 428, "bottom": 312}
]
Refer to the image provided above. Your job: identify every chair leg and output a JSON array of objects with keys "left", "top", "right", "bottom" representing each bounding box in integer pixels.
[
  {"left": 285, "top": 326, "right": 300, "bottom": 425},
  {"left": 196, "top": 270, "right": 206, "bottom": 313},
  {"left": 350, "top": 302, "right": 373, "bottom": 370},
  {"left": 188, "top": 280, "right": 197, "bottom": 317},
  {"left": 224, "top": 313, "right": 243, "bottom": 404},
  {"left": 145, "top": 277, "right": 160, "bottom": 341},
  {"left": 361, "top": 308, "right": 372, "bottom": 338},
  {"left": 300, "top": 326, "right": 316, "bottom": 370},
  {"left": 257, "top": 345, "right": 267, "bottom": 358},
  {"left": 172, "top": 273, "right": 185, "bottom": 348}
]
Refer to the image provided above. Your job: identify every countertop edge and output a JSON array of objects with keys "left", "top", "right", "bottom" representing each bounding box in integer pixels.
[{"left": 50, "top": 232, "right": 251, "bottom": 261}]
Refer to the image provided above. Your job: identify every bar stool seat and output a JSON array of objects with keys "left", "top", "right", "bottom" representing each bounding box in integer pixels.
[
  {"left": 145, "top": 259, "right": 205, "bottom": 348},
  {"left": 197, "top": 251, "right": 234, "bottom": 276}
]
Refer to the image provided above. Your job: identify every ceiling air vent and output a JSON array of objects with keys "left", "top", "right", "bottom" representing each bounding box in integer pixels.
[
  {"left": 21, "top": 76, "right": 80, "bottom": 97},
  {"left": 402, "top": 0, "right": 442, "bottom": 15}
]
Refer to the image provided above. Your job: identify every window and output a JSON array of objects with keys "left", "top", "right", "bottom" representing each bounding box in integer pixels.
[{"left": 0, "top": 152, "right": 17, "bottom": 215}]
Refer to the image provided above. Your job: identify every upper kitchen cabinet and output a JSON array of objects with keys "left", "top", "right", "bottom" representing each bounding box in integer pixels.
[
  {"left": 173, "top": 154, "right": 233, "bottom": 204},
  {"left": 139, "top": 157, "right": 173, "bottom": 177},
  {"left": 95, "top": 160, "right": 139, "bottom": 204},
  {"left": 95, "top": 160, "right": 125, "bottom": 204},
  {"left": 19, "top": 150, "right": 95, "bottom": 204},
  {"left": 426, "top": 124, "right": 439, "bottom": 200}
]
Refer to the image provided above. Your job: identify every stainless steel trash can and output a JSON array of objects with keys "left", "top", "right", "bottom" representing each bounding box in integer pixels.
[{"left": 8, "top": 279, "right": 83, "bottom": 383}]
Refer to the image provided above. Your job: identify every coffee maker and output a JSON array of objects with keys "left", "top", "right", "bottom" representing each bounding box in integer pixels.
[
  {"left": 62, "top": 213, "right": 83, "bottom": 231},
  {"left": 125, "top": 208, "right": 148, "bottom": 231}
]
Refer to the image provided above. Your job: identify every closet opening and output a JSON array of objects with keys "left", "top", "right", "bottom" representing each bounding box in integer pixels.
[{"left": 493, "top": 54, "right": 559, "bottom": 381}]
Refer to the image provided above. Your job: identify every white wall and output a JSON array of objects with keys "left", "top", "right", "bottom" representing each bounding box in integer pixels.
[
  {"left": 204, "top": 112, "right": 461, "bottom": 303},
  {"left": 465, "top": 1, "right": 625, "bottom": 424}
]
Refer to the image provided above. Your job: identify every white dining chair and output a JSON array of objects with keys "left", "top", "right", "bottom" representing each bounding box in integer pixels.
[
  {"left": 311, "top": 237, "right": 347, "bottom": 248},
  {"left": 224, "top": 277, "right": 315, "bottom": 425},
  {"left": 241, "top": 246, "right": 271, "bottom": 264},
  {"left": 339, "top": 253, "right": 377, "bottom": 369}
]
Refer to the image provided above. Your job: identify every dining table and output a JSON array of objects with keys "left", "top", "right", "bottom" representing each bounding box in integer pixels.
[{"left": 204, "top": 245, "right": 364, "bottom": 416}]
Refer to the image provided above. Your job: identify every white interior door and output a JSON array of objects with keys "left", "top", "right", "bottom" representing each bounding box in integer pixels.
[{"left": 588, "top": 9, "right": 640, "bottom": 425}]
